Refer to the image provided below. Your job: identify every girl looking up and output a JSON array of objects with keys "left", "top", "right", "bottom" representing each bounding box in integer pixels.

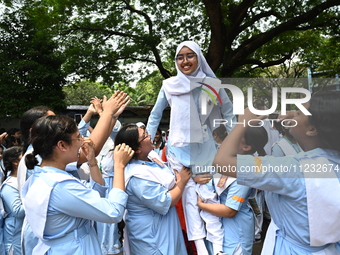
[
  {"left": 22, "top": 115, "right": 134, "bottom": 255},
  {"left": 114, "top": 124, "right": 191, "bottom": 255},
  {"left": 214, "top": 91, "right": 340, "bottom": 254},
  {"left": 198, "top": 125, "right": 267, "bottom": 255}
]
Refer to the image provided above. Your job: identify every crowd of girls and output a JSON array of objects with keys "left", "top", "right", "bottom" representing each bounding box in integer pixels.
[{"left": 0, "top": 40, "right": 339, "bottom": 255}]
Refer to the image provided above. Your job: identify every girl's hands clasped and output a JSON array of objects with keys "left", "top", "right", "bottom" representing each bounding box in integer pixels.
[
  {"left": 114, "top": 143, "right": 134, "bottom": 167},
  {"left": 81, "top": 137, "right": 97, "bottom": 165}
]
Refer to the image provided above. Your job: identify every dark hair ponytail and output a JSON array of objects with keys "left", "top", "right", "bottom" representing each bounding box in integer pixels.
[
  {"left": 25, "top": 152, "right": 39, "bottom": 170},
  {"left": 244, "top": 126, "right": 268, "bottom": 156},
  {"left": 3, "top": 146, "right": 23, "bottom": 181},
  {"left": 28, "top": 115, "right": 77, "bottom": 162},
  {"left": 256, "top": 148, "right": 267, "bottom": 157},
  {"left": 20, "top": 106, "right": 53, "bottom": 153}
]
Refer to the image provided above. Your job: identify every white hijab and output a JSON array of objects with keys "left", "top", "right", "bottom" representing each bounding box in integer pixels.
[
  {"left": 164, "top": 41, "right": 215, "bottom": 95},
  {"left": 163, "top": 41, "right": 216, "bottom": 147}
]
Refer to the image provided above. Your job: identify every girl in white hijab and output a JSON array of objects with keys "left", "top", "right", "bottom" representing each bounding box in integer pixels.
[{"left": 147, "top": 41, "right": 236, "bottom": 255}]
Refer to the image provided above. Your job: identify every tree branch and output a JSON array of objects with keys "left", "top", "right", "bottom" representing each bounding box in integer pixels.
[
  {"left": 60, "top": 26, "right": 139, "bottom": 39},
  {"left": 238, "top": 10, "right": 280, "bottom": 33},
  {"left": 237, "top": 0, "right": 339, "bottom": 56},
  {"left": 244, "top": 51, "right": 293, "bottom": 71},
  {"left": 122, "top": 0, "right": 170, "bottom": 78},
  {"left": 219, "top": 0, "right": 340, "bottom": 76}
]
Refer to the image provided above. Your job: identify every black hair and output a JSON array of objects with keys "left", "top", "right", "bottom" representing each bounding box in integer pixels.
[
  {"left": 114, "top": 126, "right": 139, "bottom": 244},
  {"left": 114, "top": 124, "right": 140, "bottom": 159},
  {"left": 155, "top": 127, "right": 166, "bottom": 150},
  {"left": 213, "top": 124, "right": 228, "bottom": 141},
  {"left": 3, "top": 146, "right": 23, "bottom": 181},
  {"left": 244, "top": 126, "right": 268, "bottom": 156},
  {"left": 273, "top": 119, "right": 285, "bottom": 136},
  {"left": 117, "top": 220, "right": 125, "bottom": 249},
  {"left": 308, "top": 91, "right": 340, "bottom": 152},
  {"left": 25, "top": 115, "right": 77, "bottom": 169},
  {"left": 5, "top": 128, "right": 21, "bottom": 149},
  {"left": 5, "top": 134, "right": 20, "bottom": 148},
  {"left": 0, "top": 128, "right": 6, "bottom": 135},
  {"left": 20, "top": 106, "right": 53, "bottom": 153},
  {"left": 7, "top": 128, "right": 20, "bottom": 136}
]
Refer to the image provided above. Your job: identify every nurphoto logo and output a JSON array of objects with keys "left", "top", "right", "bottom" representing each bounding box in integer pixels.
[{"left": 192, "top": 78, "right": 312, "bottom": 127}]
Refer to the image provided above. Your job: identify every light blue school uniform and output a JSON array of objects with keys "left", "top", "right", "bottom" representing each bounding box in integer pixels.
[
  {"left": 0, "top": 220, "right": 4, "bottom": 254},
  {"left": 154, "top": 147, "right": 162, "bottom": 156},
  {"left": 147, "top": 86, "right": 236, "bottom": 174},
  {"left": 0, "top": 207, "right": 5, "bottom": 255},
  {"left": 18, "top": 145, "right": 41, "bottom": 255},
  {"left": 18, "top": 145, "right": 83, "bottom": 185},
  {"left": 22, "top": 166, "right": 127, "bottom": 255},
  {"left": 96, "top": 151, "right": 122, "bottom": 255},
  {"left": 96, "top": 173, "right": 123, "bottom": 254},
  {"left": 0, "top": 176, "right": 25, "bottom": 255},
  {"left": 237, "top": 148, "right": 340, "bottom": 254},
  {"left": 19, "top": 145, "right": 81, "bottom": 255},
  {"left": 125, "top": 159, "right": 187, "bottom": 255},
  {"left": 271, "top": 137, "right": 302, "bottom": 157},
  {"left": 219, "top": 181, "right": 254, "bottom": 255},
  {"left": 78, "top": 119, "right": 91, "bottom": 137},
  {"left": 95, "top": 127, "right": 122, "bottom": 254}
]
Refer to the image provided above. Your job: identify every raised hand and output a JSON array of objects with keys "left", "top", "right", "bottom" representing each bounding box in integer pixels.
[
  {"left": 102, "top": 91, "right": 130, "bottom": 116},
  {"left": 238, "top": 107, "right": 268, "bottom": 123},
  {"left": 0, "top": 132, "right": 7, "bottom": 145},
  {"left": 90, "top": 97, "right": 103, "bottom": 114},
  {"left": 114, "top": 98, "right": 131, "bottom": 118}
]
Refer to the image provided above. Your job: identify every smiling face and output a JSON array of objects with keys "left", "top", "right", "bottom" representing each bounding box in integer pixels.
[
  {"left": 154, "top": 130, "right": 161, "bottom": 143},
  {"left": 69, "top": 132, "right": 84, "bottom": 159},
  {"left": 56, "top": 131, "right": 84, "bottom": 164},
  {"left": 176, "top": 46, "right": 198, "bottom": 75},
  {"left": 136, "top": 127, "right": 154, "bottom": 160}
]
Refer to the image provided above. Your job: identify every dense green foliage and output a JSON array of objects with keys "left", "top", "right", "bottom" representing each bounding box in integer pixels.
[
  {"left": 0, "top": 7, "right": 66, "bottom": 118},
  {"left": 63, "top": 80, "right": 112, "bottom": 105},
  {"left": 0, "top": 0, "right": 339, "bottom": 111}
]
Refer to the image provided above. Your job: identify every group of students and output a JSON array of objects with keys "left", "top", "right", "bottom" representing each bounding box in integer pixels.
[{"left": 0, "top": 40, "right": 339, "bottom": 255}]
